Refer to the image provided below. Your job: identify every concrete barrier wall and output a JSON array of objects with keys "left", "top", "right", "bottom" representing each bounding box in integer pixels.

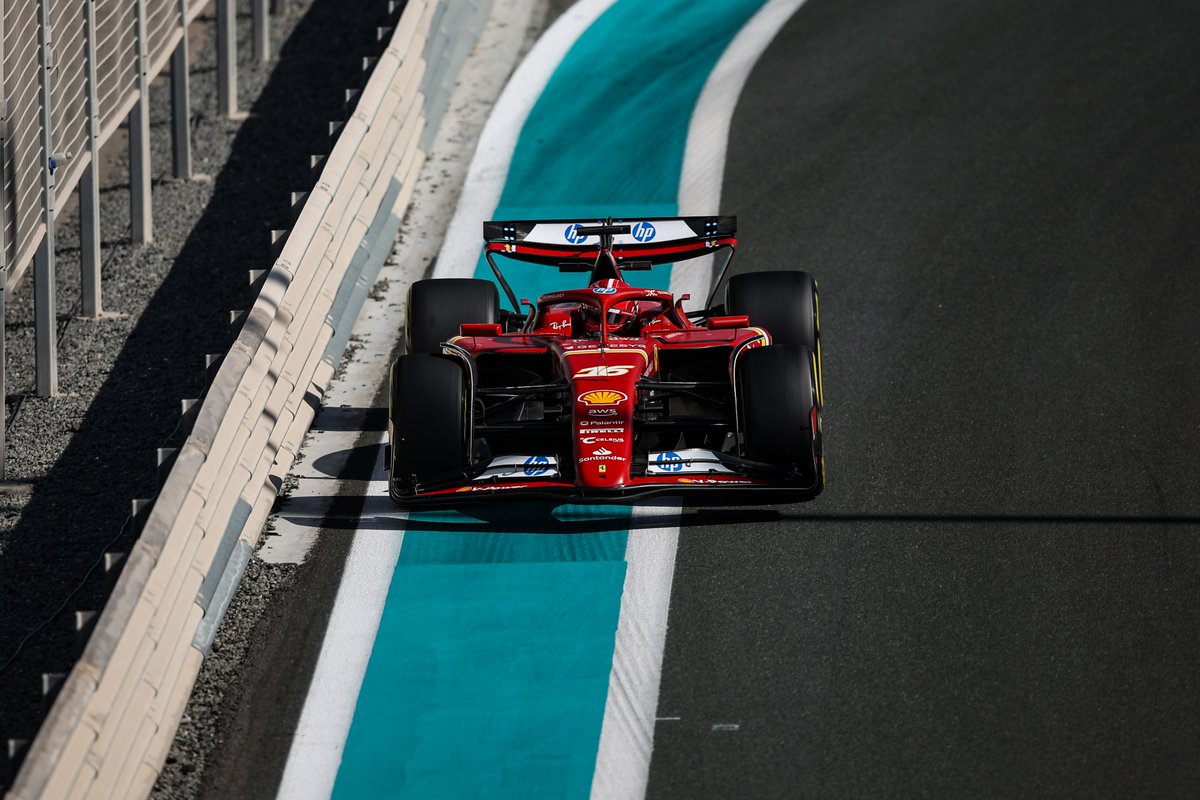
[{"left": 4, "top": 1, "right": 493, "bottom": 797}]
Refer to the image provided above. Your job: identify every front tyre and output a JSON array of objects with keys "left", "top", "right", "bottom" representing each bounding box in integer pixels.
[
  {"left": 738, "top": 344, "right": 823, "bottom": 493},
  {"left": 406, "top": 278, "right": 499, "bottom": 354},
  {"left": 726, "top": 270, "right": 823, "bottom": 407},
  {"left": 389, "top": 354, "right": 468, "bottom": 497}
]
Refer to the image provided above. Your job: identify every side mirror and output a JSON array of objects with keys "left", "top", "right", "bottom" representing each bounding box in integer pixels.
[
  {"left": 460, "top": 323, "right": 503, "bottom": 336},
  {"left": 707, "top": 315, "right": 750, "bottom": 330}
]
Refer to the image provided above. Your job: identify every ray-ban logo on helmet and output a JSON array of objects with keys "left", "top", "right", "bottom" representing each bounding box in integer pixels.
[
  {"left": 631, "top": 221, "right": 656, "bottom": 242},
  {"left": 578, "top": 390, "right": 627, "bottom": 406}
]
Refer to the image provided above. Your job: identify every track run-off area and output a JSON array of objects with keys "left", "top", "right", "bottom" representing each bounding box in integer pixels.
[{"left": 198, "top": 0, "right": 1200, "bottom": 798}]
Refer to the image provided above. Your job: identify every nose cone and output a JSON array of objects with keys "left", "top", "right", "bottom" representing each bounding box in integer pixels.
[{"left": 573, "top": 378, "right": 639, "bottom": 487}]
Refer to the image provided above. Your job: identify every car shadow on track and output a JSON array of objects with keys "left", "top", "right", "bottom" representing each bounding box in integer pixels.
[
  {"left": 776, "top": 512, "right": 1200, "bottom": 526},
  {"left": 278, "top": 493, "right": 782, "bottom": 535}
]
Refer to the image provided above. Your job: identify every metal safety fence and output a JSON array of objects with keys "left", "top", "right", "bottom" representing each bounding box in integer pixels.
[
  {"left": 0, "top": 0, "right": 276, "bottom": 484},
  {"left": 3, "top": 0, "right": 492, "bottom": 796}
]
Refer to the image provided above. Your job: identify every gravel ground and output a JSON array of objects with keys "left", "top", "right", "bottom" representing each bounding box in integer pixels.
[{"left": 0, "top": 0, "right": 398, "bottom": 784}]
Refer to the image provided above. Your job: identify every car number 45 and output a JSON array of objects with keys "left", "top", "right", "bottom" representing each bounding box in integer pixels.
[{"left": 574, "top": 365, "right": 634, "bottom": 378}]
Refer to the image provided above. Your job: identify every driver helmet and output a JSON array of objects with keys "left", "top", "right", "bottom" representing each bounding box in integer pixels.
[
  {"left": 605, "top": 300, "right": 638, "bottom": 333},
  {"left": 589, "top": 278, "right": 638, "bottom": 334}
]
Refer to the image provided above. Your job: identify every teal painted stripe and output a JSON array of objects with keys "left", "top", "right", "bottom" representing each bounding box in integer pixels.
[
  {"left": 397, "top": 507, "right": 629, "bottom": 565},
  {"left": 335, "top": 1, "right": 768, "bottom": 797},
  {"left": 332, "top": 562, "right": 626, "bottom": 800},
  {"left": 476, "top": 0, "right": 772, "bottom": 301}
]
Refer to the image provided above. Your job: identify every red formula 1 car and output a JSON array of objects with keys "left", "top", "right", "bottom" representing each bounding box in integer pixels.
[{"left": 387, "top": 216, "right": 823, "bottom": 506}]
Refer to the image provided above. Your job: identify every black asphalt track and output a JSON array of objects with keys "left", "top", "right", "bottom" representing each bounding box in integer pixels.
[{"left": 650, "top": 0, "right": 1200, "bottom": 797}]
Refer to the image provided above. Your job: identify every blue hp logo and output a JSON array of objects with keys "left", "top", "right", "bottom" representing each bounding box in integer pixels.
[
  {"left": 524, "top": 455, "right": 551, "bottom": 476},
  {"left": 656, "top": 451, "right": 683, "bottom": 472},
  {"left": 564, "top": 223, "right": 588, "bottom": 245},
  {"left": 631, "top": 221, "right": 656, "bottom": 242}
]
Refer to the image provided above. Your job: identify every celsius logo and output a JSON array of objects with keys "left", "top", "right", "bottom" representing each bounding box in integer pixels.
[
  {"left": 564, "top": 223, "right": 589, "bottom": 245},
  {"left": 631, "top": 221, "right": 656, "bottom": 242}
]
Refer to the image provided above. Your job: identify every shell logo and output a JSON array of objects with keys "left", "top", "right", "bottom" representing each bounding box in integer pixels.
[{"left": 578, "top": 389, "right": 628, "bottom": 406}]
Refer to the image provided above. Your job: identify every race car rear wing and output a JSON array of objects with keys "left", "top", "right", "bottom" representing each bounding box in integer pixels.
[
  {"left": 481, "top": 216, "right": 737, "bottom": 311},
  {"left": 482, "top": 216, "right": 736, "bottom": 266}
]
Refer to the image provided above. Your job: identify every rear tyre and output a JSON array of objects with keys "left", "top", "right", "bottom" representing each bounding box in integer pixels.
[
  {"left": 738, "top": 344, "right": 822, "bottom": 492},
  {"left": 726, "top": 270, "right": 823, "bottom": 406},
  {"left": 389, "top": 354, "right": 468, "bottom": 495},
  {"left": 406, "top": 278, "right": 499, "bottom": 354}
]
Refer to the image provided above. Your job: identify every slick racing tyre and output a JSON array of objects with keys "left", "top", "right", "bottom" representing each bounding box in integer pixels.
[
  {"left": 406, "top": 278, "right": 499, "bottom": 354},
  {"left": 738, "top": 344, "right": 823, "bottom": 492},
  {"left": 726, "top": 270, "right": 823, "bottom": 407},
  {"left": 389, "top": 354, "right": 468, "bottom": 494}
]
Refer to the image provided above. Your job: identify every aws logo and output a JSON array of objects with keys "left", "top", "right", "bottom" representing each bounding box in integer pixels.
[{"left": 578, "top": 390, "right": 627, "bottom": 406}]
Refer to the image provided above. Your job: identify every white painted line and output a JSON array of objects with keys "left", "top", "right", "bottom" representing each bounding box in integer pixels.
[
  {"left": 590, "top": 506, "right": 681, "bottom": 800},
  {"left": 670, "top": 0, "right": 812, "bottom": 313},
  {"left": 261, "top": 430, "right": 376, "bottom": 563},
  {"left": 598, "top": 1, "right": 811, "bottom": 797},
  {"left": 274, "top": 1, "right": 562, "bottom": 795},
  {"left": 274, "top": 523, "right": 405, "bottom": 800},
  {"left": 434, "top": 0, "right": 620, "bottom": 279}
]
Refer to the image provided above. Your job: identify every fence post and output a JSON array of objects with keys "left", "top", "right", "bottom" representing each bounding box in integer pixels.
[
  {"left": 80, "top": 0, "right": 103, "bottom": 316},
  {"left": 217, "top": 0, "right": 238, "bottom": 116},
  {"left": 253, "top": 0, "right": 270, "bottom": 62},
  {"left": 130, "top": 0, "right": 153, "bottom": 244},
  {"left": 0, "top": 273, "right": 5, "bottom": 479},
  {"left": 0, "top": 9, "right": 7, "bottom": 475},
  {"left": 171, "top": 0, "right": 193, "bottom": 179},
  {"left": 35, "top": 0, "right": 58, "bottom": 397}
]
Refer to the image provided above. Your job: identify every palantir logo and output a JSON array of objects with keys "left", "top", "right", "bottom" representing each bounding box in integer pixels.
[
  {"left": 564, "top": 223, "right": 588, "bottom": 245},
  {"left": 631, "top": 221, "right": 656, "bottom": 242},
  {"left": 524, "top": 455, "right": 550, "bottom": 477}
]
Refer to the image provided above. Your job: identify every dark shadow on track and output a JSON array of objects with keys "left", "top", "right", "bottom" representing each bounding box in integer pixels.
[
  {"left": 278, "top": 501, "right": 782, "bottom": 534},
  {"left": 779, "top": 513, "right": 1200, "bottom": 526}
]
